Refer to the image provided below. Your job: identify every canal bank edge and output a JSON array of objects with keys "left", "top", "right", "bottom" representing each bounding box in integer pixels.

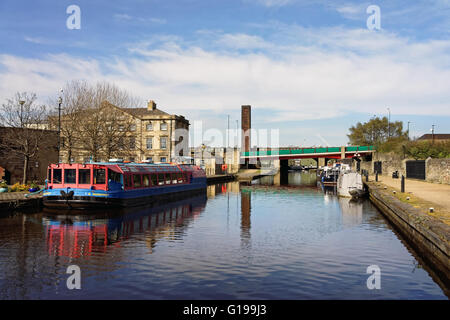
[{"left": 365, "top": 182, "right": 450, "bottom": 287}]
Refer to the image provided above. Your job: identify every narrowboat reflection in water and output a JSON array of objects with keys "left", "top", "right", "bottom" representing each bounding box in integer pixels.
[{"left": 43, "top": 195, "right": 207, "bottom": 257}]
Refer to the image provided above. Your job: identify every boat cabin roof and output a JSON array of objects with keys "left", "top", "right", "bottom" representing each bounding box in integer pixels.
[{"left": 48, "top": 163, "right": 199, "bottom": 175}]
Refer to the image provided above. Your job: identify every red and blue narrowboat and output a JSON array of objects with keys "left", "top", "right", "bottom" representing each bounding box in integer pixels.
[{"left": 43, "top": 162, "right": 207, "bottom": 209}]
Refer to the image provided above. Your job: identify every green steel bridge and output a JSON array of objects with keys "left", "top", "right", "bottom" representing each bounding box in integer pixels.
[{"left": 241, "top": 146, "right": 375, "bottom": 160}]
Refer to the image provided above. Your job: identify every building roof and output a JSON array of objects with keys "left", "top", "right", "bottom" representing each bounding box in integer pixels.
[
  {"left": 417, "top": 134, "right": 450, "bottom": 140},
  {"left": 121, "top": 107, "right": 170, "bottom": 117}
]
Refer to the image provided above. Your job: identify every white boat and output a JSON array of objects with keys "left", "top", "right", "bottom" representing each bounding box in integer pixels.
[{"left": 337, "top": 171, "right": 365, "bottom": 199}]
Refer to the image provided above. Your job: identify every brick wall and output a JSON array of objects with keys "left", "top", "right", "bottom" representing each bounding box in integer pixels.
[{"left": 0, "top": 127, "right": 58, "bottom": 184}]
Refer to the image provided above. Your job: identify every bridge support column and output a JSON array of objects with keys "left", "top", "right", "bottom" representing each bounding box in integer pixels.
[
  {"left": 318, "top": 158, "right": 325, "bottom": 167},
  {"left": 280, "top": 159, "right": 289, "bottom": 185},
  {"left": 341, "top": 146, "right": 346, "bottom": 159}
]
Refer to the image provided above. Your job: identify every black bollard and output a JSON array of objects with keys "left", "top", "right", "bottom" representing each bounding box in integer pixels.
[
  {"left": 366, "top": 172, "right": 369, "bottom": 182},
  {"left": 401, "top": 175, "right": 405, "bottom": 193},
  {"left": 375, "top": 171, "right": 378, "bottom": 182}
]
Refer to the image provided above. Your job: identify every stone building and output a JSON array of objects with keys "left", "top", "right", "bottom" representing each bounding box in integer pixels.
[
  {"left": 59, "top": 100, "right": 190, "bottom": 163},
  {"left": 190, "top": 146, "right": 240, "bottom": 176},
  {"left": 417, "top": 134, "right": 450, "bottom": 142}
]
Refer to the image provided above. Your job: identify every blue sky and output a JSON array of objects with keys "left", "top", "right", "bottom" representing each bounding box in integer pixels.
[{"left": 0, "top": 0, "right": 449, "bottom": 146}]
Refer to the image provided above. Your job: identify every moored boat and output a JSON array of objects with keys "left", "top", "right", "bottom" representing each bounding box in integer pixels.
[
  {"left": 43, "top": 162, "right": 207, "bottom": 209},
  {"left": 337, "top": 171, "right": 365, "bottom": 199}
]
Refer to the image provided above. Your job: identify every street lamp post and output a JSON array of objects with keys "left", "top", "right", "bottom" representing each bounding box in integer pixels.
[
  {"left": 58, "top": 89, "right": 63, "bottom": 162},
  {"left": 387, "top": 107, "right": 391, "bottom": 138}
]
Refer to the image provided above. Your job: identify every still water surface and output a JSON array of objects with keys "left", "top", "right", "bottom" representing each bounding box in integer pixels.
[{"left": 0, "top": 172, "right": 447, "bottom": 299}]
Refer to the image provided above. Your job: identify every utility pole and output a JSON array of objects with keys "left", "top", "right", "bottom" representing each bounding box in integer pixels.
[
  {"left": 227, "top": 115, "right": 230, "bottom": 148},
  {"left": 431, "top": 124, "right": 435, "bottom": 144},
  {"left": 387, "top": 107, "right": 391, "bottom": 138},
  {"left": 58, "top": 89, "right": 63, "bottom": 163},
  {"left": 407, "top": 121, "right": 411, "bottom": 140},
  {"left": 236, "top": 119, "right": 238, "bottom": 148}
]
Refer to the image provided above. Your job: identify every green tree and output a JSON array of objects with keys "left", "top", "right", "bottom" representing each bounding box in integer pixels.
[{"left": 347, "top": 116, "right": 407, "bottom": 146}]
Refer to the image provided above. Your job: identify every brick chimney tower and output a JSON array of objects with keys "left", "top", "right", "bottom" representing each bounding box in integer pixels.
[
  {"left": 147, "top": 100, "right": 157, "bottom": 111},
  {"left": 241, "top": 105, "right": 251, "bottom": 157}
]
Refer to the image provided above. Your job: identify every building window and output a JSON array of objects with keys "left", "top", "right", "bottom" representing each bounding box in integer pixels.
[
  {"left": 129, "top": 137, "right": 135, "bottom": 149},
  {"left": 160, "top": 122, "right": 167, "bottom": 131},
  {"left": 146, "top": 122, "right": 153, "bottom": 131},
  {"left": 146, "top": 137, "right": 153, "bottom": 150},
  {"left": 160, "top": 157, "right": 167, "bottom": 163},
  {"left": 130, "top": 124, "right": 136, "bottom": 132},
  {"left": 129, "top": 157, "right": 135, "bottom": 162},
  {"left": 146, "top": 157, "right": 153, "bottom": 163},
  {"left": 160, "top": 137, "right": 167, "bottom": 149}
]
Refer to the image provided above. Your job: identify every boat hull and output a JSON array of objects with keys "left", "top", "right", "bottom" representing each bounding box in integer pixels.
[
  {"left": 337, "top": 172, "right": 365, "bottom": 198},
  {"left": 43, "top": 184, "right": 207, "bottom": 209}
]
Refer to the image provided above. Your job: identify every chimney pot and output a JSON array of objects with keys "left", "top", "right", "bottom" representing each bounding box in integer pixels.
[{"left": 148, "top": 100, "right": 157, "bottom": 110}]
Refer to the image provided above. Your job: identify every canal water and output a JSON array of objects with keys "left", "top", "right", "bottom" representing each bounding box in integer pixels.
[{"left": 0, "top": 172, "right": 447, "bottom": 299}]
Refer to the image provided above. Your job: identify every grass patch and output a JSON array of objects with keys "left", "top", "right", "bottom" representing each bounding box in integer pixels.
[{"left": 373, "top": 182, "right": 450, "bottom": 226}]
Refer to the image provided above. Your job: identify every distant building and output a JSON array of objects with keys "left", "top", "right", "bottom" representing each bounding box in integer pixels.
[
  {"left": 190, "top": 146, "right": 240, "bottom": 176},
  {"left": 417, "top": 134, "right": 450, "bottom": 142}
]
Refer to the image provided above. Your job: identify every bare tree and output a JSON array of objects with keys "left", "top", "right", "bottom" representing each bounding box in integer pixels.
[
  {"left": 0, "top": 92, "right": 48, "bottom": 184},
  {"left": 99, "top": 102, "right": 136, "bottom": 160},
  {"left": 57, "top": 81, "right": 140, "bottom": 162},
  {"left": 48, "top": 80, "right": 92, "bottom": 162}
]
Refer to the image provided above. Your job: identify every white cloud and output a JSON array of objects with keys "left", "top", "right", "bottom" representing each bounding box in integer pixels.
[
  {"left": 113, "top": 13, "right": 166, "bottom": 24},
  {"left": 24, "top": 36, "right": 48, "bottom": 44},
  {"left": 216, "top": 33, "right": 272, "bottom": 49},
  {"left": 246, "top": 0, "right": 295, "bottom": 7},
  {"left": 1, "top": 27, "right": 450, "bottom": 129}
]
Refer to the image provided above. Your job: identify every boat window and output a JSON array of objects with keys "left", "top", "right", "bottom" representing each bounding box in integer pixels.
[
  {"left": 165, "top": 173, "right": 171, "bottom": 185},
  {"left": 133, "top": 174, "right": 142, "bottom": 188},
  {"left": 94, "top": 169, "right": 106, "bottom": 184},
  {"left": 143, "top": 175, "right": 150, "bottom": 187},
  {"left": 177, "top": 173, "right": 184, "bottom": 183},
  {"left": 151, "top": 174, "right": 158, "bottom": 186},
  {"left": 157, "top": 173, "right": 164, "bottom": 185},
  {"left": 172, "top": 173, "right": 178, "bottom": 184},
  {"left": 79, "top": 169, "right": 91, "bottom": 184},
  {"left": 65, "top": 169, "right": 76, "bottom": 184},
  {"left": 108, "top": 169, "right": 122, "bottom": 184},
  {"left": 53, "top": 169, "right": 62, "bottom": 184},
  {"left": 124, "top": 175, "right": 132, "bottom": 188}
]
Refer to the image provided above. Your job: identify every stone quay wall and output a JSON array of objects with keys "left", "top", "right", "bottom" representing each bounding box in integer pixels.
[
  {"left": 426, "top": 158, "right": 450, "bottom": 185},
  {"left": 359, "top": 152, "right": 450, "bottom": 185}
]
